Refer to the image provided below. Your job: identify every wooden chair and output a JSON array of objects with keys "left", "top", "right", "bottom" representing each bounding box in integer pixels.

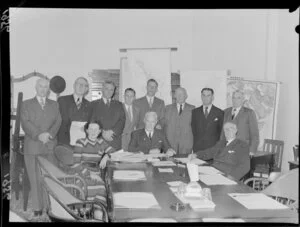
[
  {"left": 262, "top": 139, "right": 284, "bottom": 172},
  {"left": 262, "top": 168, "right": 298, "bottom": 211},
  {"left": 293, "top": 145, "right": 299, "bottom": 162},
  {"left": 37, "top": 156, "right": 87, "bottom": 200},
  {"left": 41, "top": 175, "right": 109, "bottom": 222}
]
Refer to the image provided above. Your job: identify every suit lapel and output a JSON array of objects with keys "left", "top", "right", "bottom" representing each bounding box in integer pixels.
[{"left": 234, "top": 106, "right": 244, "bottom": 122}]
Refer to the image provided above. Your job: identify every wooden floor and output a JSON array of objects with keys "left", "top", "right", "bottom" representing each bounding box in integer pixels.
[{"left": 9, "top": 191, "right": 51, "bottom": 222}]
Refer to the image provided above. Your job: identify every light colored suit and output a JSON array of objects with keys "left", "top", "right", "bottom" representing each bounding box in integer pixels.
[
  {"left": 121, "top": 104, "right": 140, "bottom": 151},
  {"left": 221, "top": 106, "right": 259, "bottom": 155},
  {"left": 133, "top": 96, "right": 165, "bottom": 129},
  {"left": 163, "top": 103, "right": 195, "bottom": 155},
  {"left": 20, "top": 97, "right": 62, "bottom": 211}
]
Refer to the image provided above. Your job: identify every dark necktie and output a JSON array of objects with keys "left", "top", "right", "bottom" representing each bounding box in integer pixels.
[
  {"left": 106, "top": 99, "right": 110, "bottom": 107},
  {"left": 148, "top": 132, "right": 152, "bottom": 141},
  {"left": 204, "top": 106, "right": 209, "bottom": 118},
  {"left": 179, "top": 104, "right": 183, "bottom": 115},
  {"left": 76, "top": 98, "right": 81, "bottom": 109},
  {"left": 232, "top": 108, "right": 236, "bottom": 120}
]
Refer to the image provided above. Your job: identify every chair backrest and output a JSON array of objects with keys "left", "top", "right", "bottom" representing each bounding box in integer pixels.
[
  {"left": 262, "top": 168, "right": 299, "bottom": 203},
  {"left": 293, "top": 145, "right": 299, "bottom": 162},
  {"left": 263, "top": 139, "right": 284, "bottom": 171}
]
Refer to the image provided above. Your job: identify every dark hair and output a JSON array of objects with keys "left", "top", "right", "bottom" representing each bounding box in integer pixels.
[
  {"left": 201, "top": 87, "right": 214, "bottom": 95},
  {"left": 104, "top": 80, "right": 116, "bottom": 88},
  {"left": 147, "top": 79, "right": 158, "bottom": 87},
  {"left": 125, "top": 88, "right": 136, "bottom": 96},
  {"left": 84, "top": 120, "right": 102, "bottom": 139}
]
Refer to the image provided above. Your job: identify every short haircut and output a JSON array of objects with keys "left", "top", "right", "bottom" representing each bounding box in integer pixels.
[
  {"left": 232, "top": 89, "right": 244, "bottom": 98},
  {"left": 84, "top": 120, "right": 103, "bottom": 138},
  {"left": 74, "top": 77, "right": 88, "bottom": 85},
  {"left": 124, "top": 88, "right": 136, "bottom": 96},
  {"left": 201, "top": 87, "right": 214, "bottom": 95},
  {"left": 144, "top": 111, "right": 158, "bottom": 121},
  {"left": 104, "top": 80, "right": 116, "bottom": 88},
  {"left": 147, "top": 78, "right": 158, "bottom": 87},
  {"left": 223, "top": 121, "right": 237, "bottom": 130}
]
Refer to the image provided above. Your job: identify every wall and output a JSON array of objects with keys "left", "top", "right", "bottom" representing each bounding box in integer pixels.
[
  {"left": 10, "top": 9, "right": 299, "bottom": 172},
  {"left": 275, "top": 9, "right": 299, "bottom": 173}
]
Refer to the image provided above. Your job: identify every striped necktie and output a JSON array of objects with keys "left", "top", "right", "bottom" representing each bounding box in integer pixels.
[
  {"left": 40, "top": 98, "right": 45, "bottom": 110},
  {"left": 76, "top": 98, "right": 81, "bottom": 109}
]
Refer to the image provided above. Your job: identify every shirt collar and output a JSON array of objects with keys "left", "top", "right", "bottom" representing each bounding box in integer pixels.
[
  {"left": 103, "top": 97, "right": 111, "bottom": 104},
  {"left": 73, "top": 94, "right": 82, "bottom": 103},
  {"left": 145, "top": 129, "right": 154, "bottom": 136},
  {"left": 232, "top": 106, "right": 242, "bottom": 114},
  {"left": 36, "top": 96, "right": 46, "bottom": 103},
  {"left": 177, "top": 103, "right": 185, "bottom": 110},
  {"left": 226, "top": 138, "right": 235, "bottom": 146},
  {"left": 146, "top": 95, "right": 154, "bottom": 103},
  {"left": 203, "top": 104, "right": 212, "bottom": 113},
  {"left": 124, "top": 103, "right": 132, "bottom": 110}
]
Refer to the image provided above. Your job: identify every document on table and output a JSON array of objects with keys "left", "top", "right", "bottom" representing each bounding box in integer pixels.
[
  {"left": 113, "top": 170, "right": 146, "bottom": 181},
  {"left": 198, "top": 166, "right": 223, "bottom": 175},
  {"left": 172, "top": 192, "right": 216, "bottom": 210},
  {"left": 113, "top": 192, "right": 161, "bottom": 209},
  {"left": 158, "top": 168, "right": 174, "bottom": 173},
  {"left": 199, "top": 174, "right": 237, "bottom": 185},
  {"left": 166, "top": 181, "right": 184, "bottom": 187},
  {"left": 175, "top": 157, "right": 206, "bottom": 165},
  {"left": 202, "top": 218, "right": 245, "bottom": 222},
  {"left": 111, "top": 151, "right": 147, "bottom": 163},
  {"left": 228, "top": 193, "right": 289, "bottom": 210},
  {"left": 152, "top": 161, "right": 176, "bottom": 167},
  {"left": 69, "top": 121, "right": 86, "bottom": 146}
]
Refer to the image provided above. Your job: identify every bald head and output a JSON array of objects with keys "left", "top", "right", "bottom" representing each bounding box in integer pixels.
[
  {"left": 144, "top": 111, "right": 158, "bottom": 132},
  {"left": 35, "top": 78, "right": 50, "bottom": 97},
  {"left": 174, "top": 87, "right": 188, "bottom": 104},
  {"left": 74, "top": 77, "right": 89, "bottom": 97}
]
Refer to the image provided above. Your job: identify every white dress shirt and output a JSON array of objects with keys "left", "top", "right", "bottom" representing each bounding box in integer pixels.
[
  {"left": 145, "top": 129, "right": 153, "bottom": 138},
  {"left": 177, "top": 103, "right": 185, "bottom": 113},
  {"left": 125, "top": 104, "right": 133, "bottom": 121},
  {"left": 146, "top": 95, "right": 154, "bottom": 106},
  {"left": 232, "top": 106, "right": 242, "bottom": 118},
  {"left": 73, "top": 94, "right": 82, "bottom": 104}
]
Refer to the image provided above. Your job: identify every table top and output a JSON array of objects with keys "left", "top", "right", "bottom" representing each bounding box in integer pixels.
[{"left": 105, "top": 160, "right": 298, "bottom": 223}]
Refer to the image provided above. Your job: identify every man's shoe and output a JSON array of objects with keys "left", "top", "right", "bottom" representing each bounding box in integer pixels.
[{"left": 34, "top": 210, "right": 42, "bottom": 216}]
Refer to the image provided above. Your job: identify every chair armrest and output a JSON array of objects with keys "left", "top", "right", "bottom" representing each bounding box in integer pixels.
[
  {"left": 58, "top": 175, "right": 88, "bottom": 198},
  {"left": 244, "top": 177, "right": 270, "bottom": 191}
]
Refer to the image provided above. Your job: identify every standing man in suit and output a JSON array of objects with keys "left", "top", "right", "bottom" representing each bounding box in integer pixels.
[
  {"left": 91, "top": 81, "right": 125, "bottom": 150},
  {"left": 21, "top": 78, "right": 62, "bottom": 216},
  {"left": 163, "top": 87, "right": 195, "bottom": 155},
  {"left": 128, "top": 111, "right": 176, "bottom": 156},
  {"left": 189, "top": 122, "right": 250, "bottom": 181},
  {"left": 57, "top": 77, "right": 93, "bottom": 146},
  {"left": 221, "top": 90, "right": 259, "bottom": 155},
  {"left": 191, "top": 88, "right": 224, "bottom": 158},
  {"left": 121, "top": 88, "right": 140, "bottom": 151},
  {"left": 134, "top": 79, "right": 165, "bottom": 130}
]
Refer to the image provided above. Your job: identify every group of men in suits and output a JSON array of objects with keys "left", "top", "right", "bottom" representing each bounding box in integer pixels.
[{"left": 20, "top": 76, "right": 259, "bottom": 216}]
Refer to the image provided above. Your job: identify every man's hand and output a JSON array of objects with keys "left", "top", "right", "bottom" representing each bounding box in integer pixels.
[
  {"left": 155, "top": 124, "right": 162, "bottom": 130},
  {"left": 188, "top": 153, "right": 197, "bottom": 161},
  {"left": 166, "top": 148, "right": 176, "bottom": 157},
  {"left": 149, "top": 148, "right": 161, "bottom": 154},
  {"left": 102, "top": 130, "right": 114, "bottom": 141},
  {"left": 99, "top": 154, "right": 109, "bottom": 169},
  {"left": 38, "top": 132, "right": 51, "bottom": 144}
]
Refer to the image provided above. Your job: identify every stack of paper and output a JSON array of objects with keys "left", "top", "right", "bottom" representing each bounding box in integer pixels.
[
  {"left": 199, "top": 174, "right": 237, "bottom": 185},
  {"left": 228, "top": 193, "right": 289, "bottom": 210},
  {"left": 113, "top": 192, "right": 161, "bottom": 209},
  {"left": 110, "top": 151, "right": 147, "bottom": 163},
  {"left": 175, "top": 157, "right": 206, "bottom": 165},
  {"left": 152, "top": 161, "right": 176, "bottom": 167},
  {"left": 113, "top": 170, "right": 146, "bottom": 181},
  {"left": 198, "top": 166, "right": 223, "bottom": 175}
]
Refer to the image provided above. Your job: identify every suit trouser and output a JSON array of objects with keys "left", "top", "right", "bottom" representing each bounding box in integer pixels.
[{"left": 24, "top": 152, "right": 56, "bottom": 211}]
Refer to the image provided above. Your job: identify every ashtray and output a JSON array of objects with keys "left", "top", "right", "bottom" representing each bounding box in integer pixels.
[{"left": 170, "top": 202, "right": 185, "bottom": 212}]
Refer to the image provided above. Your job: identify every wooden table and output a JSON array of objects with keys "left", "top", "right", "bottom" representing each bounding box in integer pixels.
[
  {"left": 288, "top": 161, "right": 299, "bottom": 170},
  {"left": 105, "top": 160, "right": 298, "bottom": 223}
]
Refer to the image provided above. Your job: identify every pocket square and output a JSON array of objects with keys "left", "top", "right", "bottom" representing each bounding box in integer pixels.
[
  {"left": 228, "top": 150, "right": 235, "bottom": 154},
  {"left": 214, "top": 118, "right": 218, "bottom": 121}
]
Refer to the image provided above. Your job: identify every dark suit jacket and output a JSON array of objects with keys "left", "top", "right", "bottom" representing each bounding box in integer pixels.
[
  {"left": 164, "top": 103, "right": 195, "bottom": 154},
  {"left": 221, "top": 106, "right": 259, "bottom": 155},
  {"left": 196, "top": 139, "right": 250, "bottom": 180},
  {"left": 57, "top": 94, "right": 93, "bottom": 145},
  {"left": 21, "top": 97, "right": 62, "bottom": 155},
  {"left": 91, "top": 98, "right": 125, "bottom": 150},
  {"left": 191, "top": 105, "right": 224, "bottom": 153},
  {"left": 122, "top": 103, "right": 140, "bottom": 151},
  {"left": 128, "top": 128, "right": 171, "bottom": 154},
  {"left": 133, "top": 96, "right": 165, "bottom": 129}
]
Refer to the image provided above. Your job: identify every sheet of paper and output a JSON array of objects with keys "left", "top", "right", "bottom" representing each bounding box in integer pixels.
[
  {"left": 175, "top": 157, "right": 206, "bottom": 165},
  {"left": 198, "top": 166, "right": 223, "bottom": 175},
  {"left": 202, "top": 218, "right": 245, "bottom": 222},
  {"left": 152, "top": 161, "right": 176, "bottom": 167},
  {"left": 158, "top": 168, "right": 174, "bottom": 173},
  {"left": 113, "top": 192, "right": 161, "bottom": 209},
  {"left": 70, "top": 121, "right": 86, "bottom": 146},
  {"left": 199, "top": 174, "right": 237, "bottom": 185},
  {"left": 111, "top": 152, "right": 147, "bottom": 163},
  {"left": 167, "top": 181, "right": 184, "bottom": 187},
  {"left": 113, "top": 170, "right": 146, "bottom": 181},
  {"left": 228, "top": 193, "right": 289, "bottom": 210}
]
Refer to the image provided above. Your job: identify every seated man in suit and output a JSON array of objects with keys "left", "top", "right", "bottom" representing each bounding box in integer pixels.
[
  {"left": 189, "top": 121, "right": 250, "bottom": 180},
  {"left": 128, "top": 111, "right": 176, "bottom": 156}
]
